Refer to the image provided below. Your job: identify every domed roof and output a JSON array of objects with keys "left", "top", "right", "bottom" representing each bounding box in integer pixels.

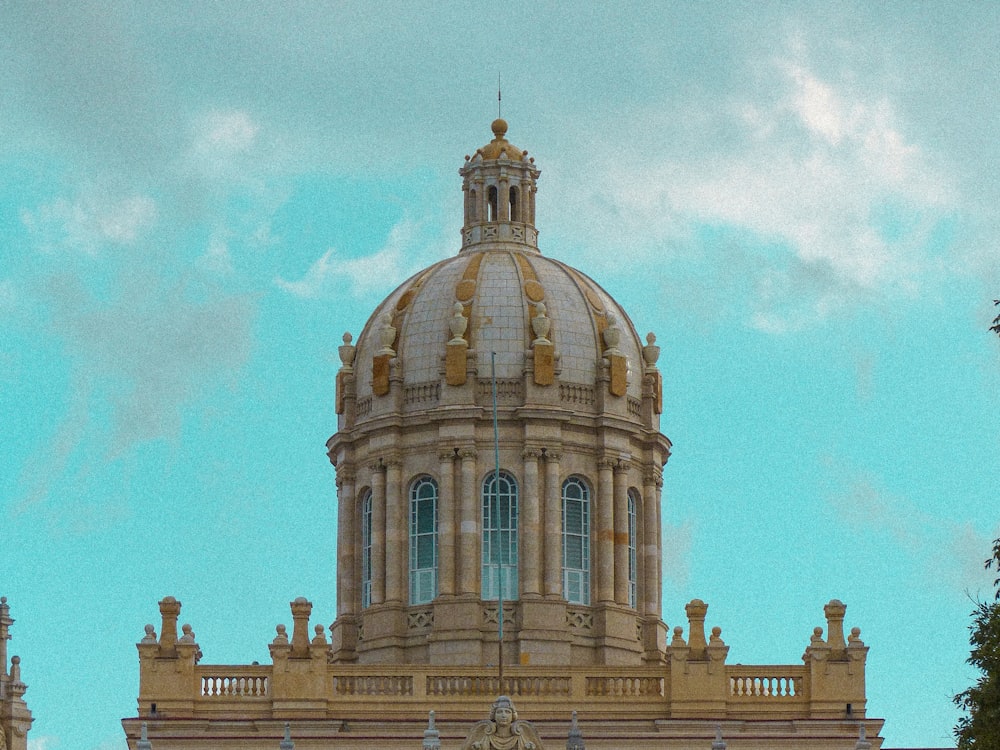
[
  {"left": 474, "top": 118, "right": 525, "bottom": 161},
  {"left": 351, "top": 248, "right": 644, "bottom": 400}
]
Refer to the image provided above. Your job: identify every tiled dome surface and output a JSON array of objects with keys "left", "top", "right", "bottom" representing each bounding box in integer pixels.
[{"left": 352, "top": 247, "right": 642, "bottom": 399}]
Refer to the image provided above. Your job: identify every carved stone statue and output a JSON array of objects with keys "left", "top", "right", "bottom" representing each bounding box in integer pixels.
[{"left": 461, "top": 696, "right": 543, "bottom": 750}]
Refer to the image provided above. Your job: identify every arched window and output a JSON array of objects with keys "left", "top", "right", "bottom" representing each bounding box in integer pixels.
[
  {"left": 482, "top": 470, "right": 518, "bottom": 600},
  {"left": 509, "top": 186, "right": 520, "bottom": 222},
  {"left": 469, "top": 189, "right": 478, "bottom": 221},
  {"left": 628, "top": 490, "right": 640, "bottom": 610},
  {"left": 409, "top": 476, "right": 439, "bottom": 605},
  {"left": 562, "top": 477, "right": 591, "bottom": 605},
  {"left": 361, "top": 490, "right": 373, "bottom": 609},
  {"left": 488, "top": 186, "right": 498, "bottom": 222}
]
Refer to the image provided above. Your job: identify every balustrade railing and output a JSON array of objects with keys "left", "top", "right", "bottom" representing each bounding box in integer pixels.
[
  {"left": 186, "top": 663, "right": 813, "bottom": 713},
  {"left": 627, "top": 397, "right": 641, "bottom": 417},
  {"left": 559, "top": 384, "right": 595, "bottom": 406},
  {"left": 332, "top": 674, "right": 414, "bottom": 696},
  {"left": 356, "top": 396, "right": 372, "bottom": 418},
  {"left": 199, "top": 671, "right": 270, "bottom": 698},
  {"left": 404, "top": 382, "right": 440, "bottom": 406},
  {"left": 586, "top": 676, "right": 664, "bottom": 697},
  {"left": 477, "top": 378, "right": 522, "bottom": 405},
  {"left": 427, "top": 675, "right": 571, "bottom": 697},
  {"left": 727, "top": 667, "right": 806, "bottom": 700}
]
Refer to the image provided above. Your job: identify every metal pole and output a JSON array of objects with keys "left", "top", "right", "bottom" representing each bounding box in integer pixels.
[{"left": 492, "top": 351, "right": 503, "bottom": 687}]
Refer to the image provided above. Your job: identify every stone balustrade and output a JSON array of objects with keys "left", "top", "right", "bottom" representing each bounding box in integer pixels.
[
  {"left": 138, "top": 597, "right": 868, "bottom": 724},
  {"left": 728, "top": 668, "right": 804, "bottom": 699},
  {"left": 200, "top": 671, "right": 270, "bottom": 698}
]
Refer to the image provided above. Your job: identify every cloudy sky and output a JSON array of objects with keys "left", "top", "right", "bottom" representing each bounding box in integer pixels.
[{"left": 2, "top": 2, "right": 998, "bottom": 748}]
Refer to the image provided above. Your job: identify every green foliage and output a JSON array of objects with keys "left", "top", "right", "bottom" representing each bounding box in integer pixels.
[
  {"left": 992, "top": 300, "right": 1000, "bottom": 338},
  {"left": 954, "top": 539, "right": 1000, "bottom": 750}
]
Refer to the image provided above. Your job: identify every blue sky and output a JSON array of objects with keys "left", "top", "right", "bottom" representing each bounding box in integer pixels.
[{"left": 2, "top": 3, "right": 999, "bottom": 748}]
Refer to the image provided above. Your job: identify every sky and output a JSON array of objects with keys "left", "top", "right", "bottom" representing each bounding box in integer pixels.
[{"left": 1, "top": 2, "right": 999, "bottom": 749}]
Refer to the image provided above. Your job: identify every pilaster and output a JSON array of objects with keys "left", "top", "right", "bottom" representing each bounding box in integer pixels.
[
  {"left": 612, "top": 460, "right": 630, "bottom": 606},
  {"left": 437, "top": 450, "right": 457, "bottom": 597},
  {"left": 667, "top": 600, "right": 730, "bottom": 717},
  {"left": 804, "top": 600, "right": 868, "bottom": 718},
  {"left": 135, "top": 597, "right": 197, "bottom": 716},
  {"left": 270, "top": 600, "right": 330, "bottom": 715},
  {"left": 596, "top": 458, "right": 615, "bottom": 604},
  {"left": 520, "top": 448, "right": 542, "bottom": 598},
  {"left": 335, "top": 466, "right": 357, "bottom": 619},
  {"left": 457, "top": 447, "right": 480, "bottom": 596},
  {"left": 384, "top": 455, "right": 404, "bottom": 605},
  {"left": 542, "top": 449, "right": 562, "bottom": 598}
]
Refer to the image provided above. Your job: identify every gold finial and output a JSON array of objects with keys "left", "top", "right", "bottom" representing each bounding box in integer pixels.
[{"left": 491, "top": 118, "right": 508, "bottom": 139}]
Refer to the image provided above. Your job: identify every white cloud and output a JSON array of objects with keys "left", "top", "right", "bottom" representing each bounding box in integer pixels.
[
  {"left": 557, "top": 45, "right": 955, "bottom": 333},
  {"left": 181, "top": 109, "right": 269, "bottom": 186},
  {"left": 28, "top": 736, "right": 59, "bottom": 750},
  {"left": 21, "top": 192, "right": 157, "bottom": 256},
  {"left": 275, "top": 219, "right": 421, "bottom": 299},
  {"left": 198, "top": 234, "right": 234, "bottom": 274},
  {"left": 195, "top": 110, "right": 260, "bottom": 156},
  {"left": 14, "top": 268, "right": 257, "bottom": 514},
  {"left": 826, "top": 468, "right": 998, "bottom": 593},
  {"left": 786, "top": 64, "right": 851, "bottom": 145}
]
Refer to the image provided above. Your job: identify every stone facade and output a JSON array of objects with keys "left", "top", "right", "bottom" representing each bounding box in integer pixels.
[
  {"left": 0, "top": 598, "right": 33, "bottom": 750},
  {"left": 123, "top": 121, "right": 884, "bottom": 749}
]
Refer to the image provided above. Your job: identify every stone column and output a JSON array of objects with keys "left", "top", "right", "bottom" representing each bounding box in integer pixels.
[
  {"left": 290, "top": 597, "right": 312, "bottom": 657},
  {"left": 457, "top": 447, "right": 479, "bottom": 596},
  {"left": 336, "top": 467, "right": 357, "bottom": 617},
  {"left": 685, "top": 598, "right": 708, "bottom": 659},
  {"left": 613, "top": 460, "right": 630, "bottom": 606},
  {"left": 824, "top": 599, "right": 847, "bottom": 654},
  {"left": 158, "top": 596, "right": 181, "bottom": 657},
  {"left": 438, "top": 451, "right": 456, "bottom": 597},
  {"left": 370, "top": 461, "right": 387, "bottom": 605},
  {"left": 499, "top": 176, "right": 510, "bottom": 220},
  {"left": 521, "top": 448, "right": 542, "bottom": 597},
  {"left": 643, "top": 468, "right": 662, "bottom": 617},
  {"left": 475, "top": 176, "right": 485, "bottom": 224},
  {"left": 385, "top": 456, "right": 404, "bottom": 604},
  {"left": 543, "top": 450, "right": 562, "bottom": 598},
  {"left": 596, "top": 458, "right": 615, "bottom": 603}
]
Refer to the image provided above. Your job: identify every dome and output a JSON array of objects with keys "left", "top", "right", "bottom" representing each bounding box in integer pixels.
[
  {"left": 351, "top": 249, "right": 644, "bottom": 402},
  {"left": 335, "top": 120, "right": 657, "bottom": 421},
  {"left": 475, "top": 118, "right": 526, "bottom": 161},
  {"left": 328, "top": 121, "right": 670, "bottom": 669}
]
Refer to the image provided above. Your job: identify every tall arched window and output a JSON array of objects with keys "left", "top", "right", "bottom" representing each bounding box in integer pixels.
[
  {"left": 627, "top": 490, "right": 640, "bottom": 610},
  {"left": 361, "top": 490, "right": 373, "bottom": 609},
  {"left": 482, "top": 470, "right": 518, "bottom": 600},
  {"left": 487, "top": 186, "right": 498, "bottom": 222},
  {"left": 409, "top": 476, "right": 439, "bottom": 605},
  {"left": 562, "top": 477, "right": 591, "bottom": 605},
  {"left": 509, "top": 186, "right": 520, "bottom": 222}
]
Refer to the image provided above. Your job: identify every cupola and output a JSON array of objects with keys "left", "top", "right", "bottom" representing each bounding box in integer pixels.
[{"left": 459, "top": 119, "right": 541, "bottom": 252}]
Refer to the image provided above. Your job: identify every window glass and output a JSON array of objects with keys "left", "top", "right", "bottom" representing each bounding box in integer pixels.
[
  {"left": 628, "top": 489, "right": 639, "bottom": 610},
  {"left": 482, "top": 470, "right": 518, "bottom": 600},
  {"left": 562, "top": 477, "right": 591, "bottom": 605},
  {"left": 361, "top": 490, "right": 373, "bottom": 609},
  {"left": 409, "top": 477, "right": 438, "bottom": 605}
]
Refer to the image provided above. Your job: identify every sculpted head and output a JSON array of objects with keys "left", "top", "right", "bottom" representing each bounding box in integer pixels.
[{"left": 490, "top": 695, "right": 518, "bottom": 725}]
